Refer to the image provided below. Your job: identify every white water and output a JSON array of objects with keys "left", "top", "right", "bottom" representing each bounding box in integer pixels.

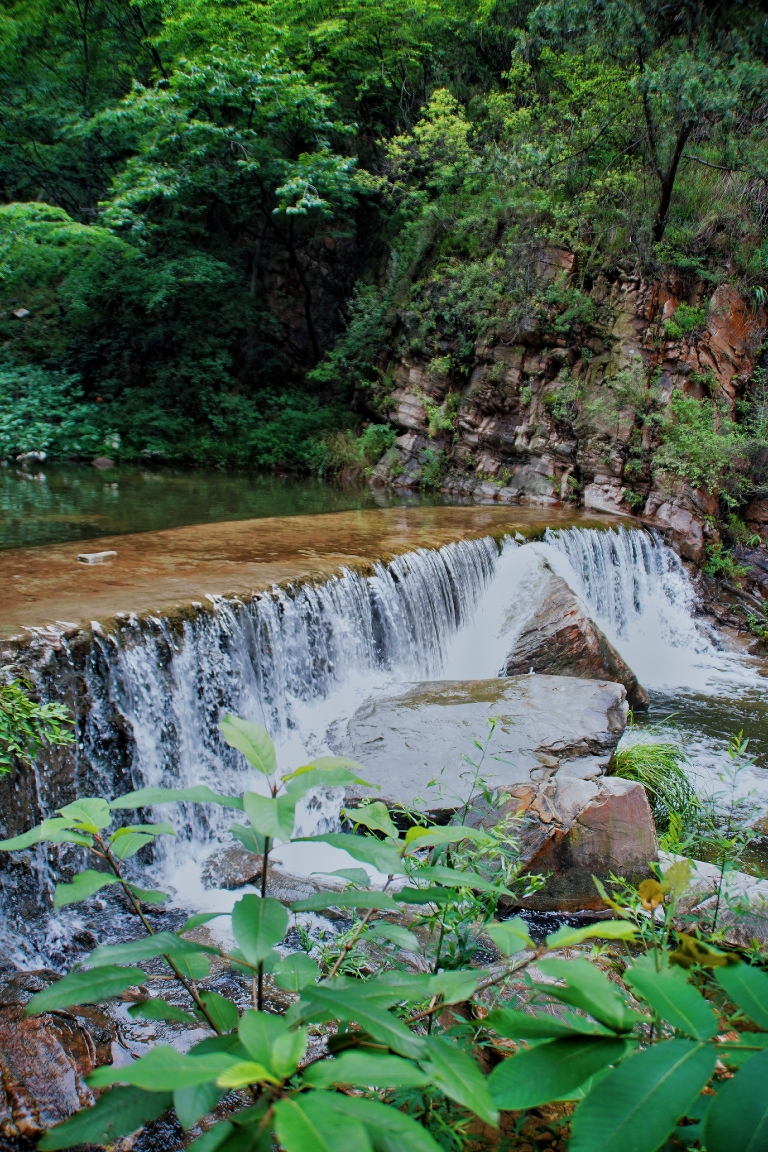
[{"left": 7, "top": 525, "right": 766, "bottom": 964}]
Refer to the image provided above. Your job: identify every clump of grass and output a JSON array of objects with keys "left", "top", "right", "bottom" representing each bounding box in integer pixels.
[{"left": 610, "top": 739, "right": 698, "bottom": 832}]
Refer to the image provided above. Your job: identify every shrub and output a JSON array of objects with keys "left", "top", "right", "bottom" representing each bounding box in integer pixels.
[{"left": 653, "top": 390, "right": 750, "bottom": 499}]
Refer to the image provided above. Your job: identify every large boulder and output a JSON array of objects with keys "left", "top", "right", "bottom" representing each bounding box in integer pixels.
[
  {"left": 501, "top": 556, "right": 649, "bottom": 710},
  {"left": 0, "top": 971, "right": 115, "bottom": 1140},
  {"left": 330, "top": 674, "right": 628, "bottom": 810}
]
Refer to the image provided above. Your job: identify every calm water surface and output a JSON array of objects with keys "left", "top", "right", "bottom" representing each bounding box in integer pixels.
[{"left": 0, "top": 463, "right": 444, "bottom": 550}]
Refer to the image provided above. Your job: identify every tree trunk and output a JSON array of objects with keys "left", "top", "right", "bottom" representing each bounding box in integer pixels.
[{"left": 653, "top": 121, "right": 695, "bottom": 242}]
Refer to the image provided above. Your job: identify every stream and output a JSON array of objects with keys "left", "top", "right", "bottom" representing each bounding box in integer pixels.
[{"left": 3, "top": 523, "right": 767, "bottom": 970}]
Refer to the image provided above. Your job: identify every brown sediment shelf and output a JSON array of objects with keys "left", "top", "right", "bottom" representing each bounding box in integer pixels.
[{"left": 0, "top": 505, "right": 629, "bottom": 641}]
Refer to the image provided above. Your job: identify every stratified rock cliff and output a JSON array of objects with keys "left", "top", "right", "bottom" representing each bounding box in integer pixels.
[{"left": 370, "top": 250, "right": 767, "bottom": 566}]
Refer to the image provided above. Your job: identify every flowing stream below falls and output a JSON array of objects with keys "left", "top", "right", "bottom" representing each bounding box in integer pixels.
[{"left": 3, "top": 525, "right": 768, "bottom": 970}]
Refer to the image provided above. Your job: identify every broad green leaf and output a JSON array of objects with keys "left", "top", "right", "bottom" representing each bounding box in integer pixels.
[
  {"left": 294, "top": 833, "right": 405, "bottom": 875},
  {"left": 487, "top": 917, "right": 535, "bottom": 956},
  {"left": 535, "top": 958, "right": 644, "bottom": 1034},
  {"left": 431, "top": 969, "right": 486, "bottom": 1004},
  {"left": 231, "top": 895, "right": 288, "bottom": 965},
  {"left": 303, "top": 1051, "right": 430, "bottom": 1089},
  {"left": 39, "top": 828, "right": 95, "bottom": 847},
  {"left": 545, "top": 921, "right": 637, "bottom": 949},
  {"left": 284, "top": 766, "right": 373, "bottom": 796},
  {"left": 411, "top": 864, "right": 512, "bottom": 896},
  {"left": 83, "top": 931, "right": 217, "bottom": 968},
  {"left": 318, "top": 868, "right": 371, "bottom": 886},
  {"left": 111, "top": 822, "right": 176, "bottom": 839},
  {"left": 243, "top": 791, "right": 296, "bottom": 841},
  {"left": 489, "top": 1037, "right": 631, "bottom": 1110},
  {"left": 174, "top": 1081, "right": 225, "bottom": 1131},
  {"left": 296, "top": 986, "right": 426, "bottom": 1060},
  {"left": 273, "top": 953, "right": 320, "bottom": 991},
  {"left": 364, "top": 922, "right": 420, "bottom": 951},
  {"left": 219, "top": 715, "right": 276, "bottom": 776},
  {"left": 37, "top": 1086, "right": 173, "bottom": 1150},
  {"left": 274, "top": 1095, "right": 372, "bottom": 1152},
  {"left": 271, "top": 1028, "right": 309, "bottom": 1078},
  {"left": 197, "top": 990, "right": 239, "bottom": 1032},
  {"left": 128, "top": 999, "right": 198, "bottom": 1024},
  {"left": 110, "top": 831, "right": 155, "bottom": 859},
  {"left": 393, "top": 887, "right": 455, "bottom": 905},
  {"left": 53, "top": 869, "right": 119, "bottom": 908},
  {"left": 26, "top": 966, "right": 144, "bottom": 1013},
  {"left": 625, "top": 962, "right": 718, "bottom": 1040},
  {"left": 305, "top": 1092, "right": 443, "bottom": 1152},
  {"left": 174, "top": 952, "right": 212, "bottom": 980},
  {"left": 126, "top": 883, "right": 169, "bottom": 904},
  {"left": 342, "top": 801, "right": 400, "bottom": 840},
  {"left": 291, "top": 890, "right": 400, "bottom": 912},
  {"left": 487, "top": 1007, "right": 613, "bottom": 1040},
  {"left": 569, "top": 1039, "right": 717, "bottom": 1152},
  {"left": 703, "top": 1048, "right": 768, "bottom": 1152},
  {"left": 403, "top": 825, "right": 491, "bottom": 853},
  {"left": 716, "top": 963, "right": 768, "bottom": 1030},
  {"left": 186, "top": 1122, "right": 234, "bottom": 1152},
  {"left": 58, "top": 797, "right": 112, "bottom": 831},
  {"left": 423, "top": 1035, "right": 499, "bottom": 1126},
  {"left": 0, "top": 817, "right": 92, "bottom": 851},
  {"left": 110, "top": 786, "right": 243, "bottom": 811},
  {"left": 230, "top": 823, "right": 265, "bottom": 856},
  {"left": 89, "top": 1046, "right": 239, "bottom": 1091},
  {"left": 215, "top": 1060, "right": 278, "bottom": 1088},
  {"left": 178, "top": 912, "right": 230, "bottom": 934},
  {"left": 237, "top": 1010, "right": 307, "bottom": 1078},
  {"left": 283, "top": 755, "right": 369, "bottom": 781}
]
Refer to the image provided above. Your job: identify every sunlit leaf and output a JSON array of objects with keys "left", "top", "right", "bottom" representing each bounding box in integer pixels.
[
  {"left": 89, "top": 1046, "right": 238, "bottom": 1091},
  {"left": 293, "top": 832, "right": 404, "bottom": 875},
  {"left": 219, "top": 715, "right": 276, "bottom": 776},
  {"left": 545, "top": 921, "right": 637, "bottom": 949},
  {"left": 58, "top": 797, "right": 112, "bottom": 831},
  {"left": 53, "top": 869, "right": 120, "bottom": 908},
  {"left": 110, "top": 786, "right": 243, "bottom": 811},
  {"left": 110, "top": 831, "right": 155, "bottom": 859},
  {"left": 178, "top": 912, "right": 230, "bottom": 934},
  {"left": 126, "top": 883, "right": 169, "bottom": 904},
  {"left": 243, "top": 792, "right": 297, "bottom": 841},
  {"left": 215, "top": 1060, "right": 279, "bottom": 1089},
  {"left": 342, "top": 801, "right": 399, "bottom": 840}
]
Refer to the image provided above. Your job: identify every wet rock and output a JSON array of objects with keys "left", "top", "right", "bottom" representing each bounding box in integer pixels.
[
  {"left": 201, "top": 844, "right": 346, "bottom": 905},
  {"left": 501, "top": 556, "right": 649, "bottom": 709},
  {"left": 330, "top": 674, "right": 628, "bottom": 810},
  {"left": 0, "top": 970, "right": 115, "bottom": 1140}
]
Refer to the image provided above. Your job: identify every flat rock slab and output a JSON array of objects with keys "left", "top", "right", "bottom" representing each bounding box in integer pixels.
[
  {"left": 0, "top": 506, "right": 623, "bottom": 641},
  {"left": 331, "top": 674, "right": 628, "bottom": 809}
]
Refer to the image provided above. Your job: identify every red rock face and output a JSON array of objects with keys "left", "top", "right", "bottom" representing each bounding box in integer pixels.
[{"left": 0, "top": 971, "right": 115, "bottom": 1140}]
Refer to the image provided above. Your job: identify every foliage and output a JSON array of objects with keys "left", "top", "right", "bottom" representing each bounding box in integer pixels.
[
  {"left": 0, "top": 673, "right": 74, "bottom": 774},
  {"left": 702, "top": 542, "right": 750, "bottom": 582},
  {"left": 610, "top": 736, "right": 698, "bottom": 834},
  {"left": 664, "top": 302, "right": 709, "bottom": 341},
  {"left": 653, "top": 391, "right": 750, "bottom": 500},
  {"left": 3, "top": 715, "right": 768, "bottom": 1152},
  {"left": 319, "top": 424, "right": 397, "bottom": 479}
]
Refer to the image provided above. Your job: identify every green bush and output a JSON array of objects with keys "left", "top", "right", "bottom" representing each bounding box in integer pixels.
[{"left": 653, "top": 391, "right": 750, "bottom": 499}]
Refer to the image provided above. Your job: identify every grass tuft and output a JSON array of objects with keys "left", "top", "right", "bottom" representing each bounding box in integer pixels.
[{"left": 610, "top": 739, "right": 699, "bottom": 832}]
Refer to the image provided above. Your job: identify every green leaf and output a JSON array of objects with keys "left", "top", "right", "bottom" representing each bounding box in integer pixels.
[
  {"left": 284, "top": 755, "right": 370, "bottom": 782},
  {"left": 0, "top": 818, "right": 71, "bottom": 850},
  {"left": 535, "top": 958, "right": 644, "bottom": 1034},
  {"left": 111, "top": 822, "right": 176, "bottom": 839},
  {"left": 319, "top": 868, "right": 371, "bottom": 886},
  {"left": 37, "top": 1086, "right": 174, "bottom": 1150},
  {"left": 294, "top": 833, "right": 404, "bottom": 876},
  {"left": 296, "top": 986, "right": 426, "bottom": 1060},
  {"left": 174, "top": 952, "right": 213, "bottom": 980},
  {"left": 291, "top": 890, "right": 400, "bottom": 912},
  {"left": 285, "top": 766, "right": 373, "bottom": 796},
  {"left": 431, "top": 969, "right": 486, "bottom": 1004},
  {"left": 174, "top": 1081, "right": 225, "bottom": 1131},
  {"left": 197, "top": 990, "right": 239, "bottom": 1033},
  {"left": 83, "top": 931, "right": 217, "bottom": 968},
  {"left": 126, "top": 883, "right": 169, "bottom": 905},
  {"left": 214, "top": 1060, "right": 279, "bottom": 1089},
  {"left": 703, "top": 1048, "right": 768, "bottom": 1152},
  {"left": 238, "top": 1010, "right": 307, "bottom": 1078},
  {"left": 26, "top": 966, "right": 145, "bottom": 1013},
  {"left": 393, "top": 887, "right": 454, "bottom": 905},
  {"left": 303, "top": 1092, "right": 443, "bottom": 1152},
  {"left": 715, "top": 963, "right": 768, "bottom": 1030},
  {"left": 487, "top": 1007, "right": 613, "bottom": 1040},
  {"left": 88, "top": 1046, "right": 239, "bottom": 1091},
  {"left": 364, "top": 922, "right": 420, "bottom": 951},
  {"left": 545, "top": 921, "right": 637, "bottom": 949},
  {"left": 403, "top": 825, "right": 492, "bottom": 852},
  {"left": 489, "top": 1037, "right": 631, "bottom": 1110},
  {"left": 274, "top": 1095, "right": 372, "bottom": 1152},
  {"left": 186, "top": 1122, "right": 234, "bottom": 1152},
  {"left": 342, "top": 801, "right": 399, "bottom": 840},
  {"left": 110, "top": 786, "right": 243, "bottom": 811},
  {"left": 219, "top": 715, "right": 276, "bottom": 776},
  {"left": 178, "top": 912, "right": 230, "bottom": 934},
  {"left": 230, "top": 823, "right": 265, "bottom": 856},
  {"left": 273, "top": 953, "right": 320, "bottom": 992},
  {"left": 569, "top": 1039, "right": 717, "bottom": 1152},
  {"left": 128, "top": 999, "right": 198, "bottom": 1025},
  {"left": 243, "top": 791, "right": 297, "bottom": 841},
  {"left": 231, "top": 895, "right": 288, "bottom": 966},
  {"left": 411, "top": 864, "right": 513, "bottom": 896},
  {"left": 53, "top": 869, "right": 120, "bottom": 908},
  {"left": 423, "top": 1035, "right": 499, "bottom": 1126},
  {"left": 487, "top": 917, "right": 535, "bottom": 956},
  {"left": 58, "top": 797, "right": 112, "bottom": 831},
  {"left": 110, "top": 831, "right": 155, "bottom": 859},
  {"left": 303, "top": 1051, "right": 430, "bottom": 1089},
  {"left": 625, "top": 962, "right": 719, "bottom": 1040}
]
